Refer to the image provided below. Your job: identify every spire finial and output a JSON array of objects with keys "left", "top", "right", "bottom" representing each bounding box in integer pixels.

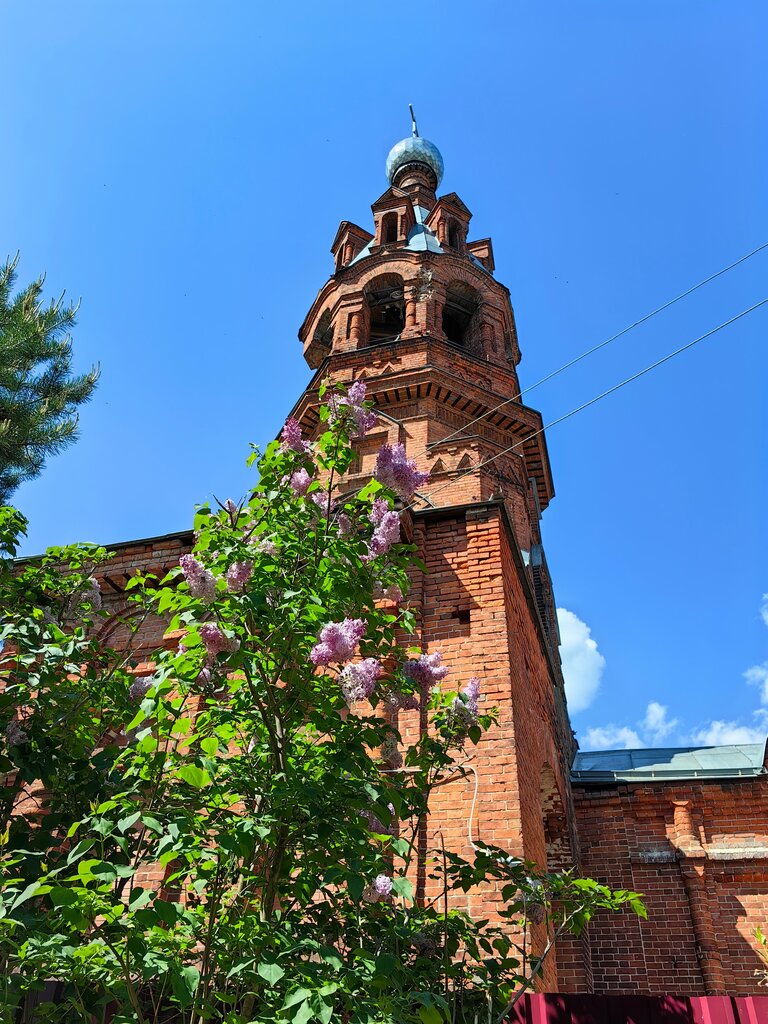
[{"left": 409, "top": 103, "right": 419, "bottom": 138}]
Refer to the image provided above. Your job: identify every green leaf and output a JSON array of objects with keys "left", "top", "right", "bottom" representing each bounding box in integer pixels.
[
  {"left": 177, "top": 764, "right": 211, "bottom": 788},
  {"left": 291, "top": 1001, "right": 313, "bottom": 1024},
  {"left": 283, "top": 988, "right": 313, "bottom": 1009},
  {"left": 171, "top": 965, "right": 200, "bottom": 1006},
  {"left": 391, "top": 875, "right": 413, "bottom": 900},
  {"left": 257, "top": 961, "right": 285, "bottom": 985}
]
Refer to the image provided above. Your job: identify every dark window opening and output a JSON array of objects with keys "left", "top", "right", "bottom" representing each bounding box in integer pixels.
[
  {"left": 313, "top": 309, "right": 334, "bottom": 349},
  {"left": 381, "top": 212, "right": 398, "bottom": 245},
  {"left": 448, "top": 221, "right": 461, "bottom": 249},
  {"left": 442, "top": 292, "right": 476, "bottom": 346},
  {"left": 367, "top": 286, "right": 404, "bottom": 343}
]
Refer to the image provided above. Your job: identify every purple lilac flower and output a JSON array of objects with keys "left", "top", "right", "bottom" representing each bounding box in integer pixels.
[
  {"left": 329, "top": 379, "right": 378, "bottom": 437},
  {"left": 310, "top": 490, "right": 336, "bottom": 518},
  {"left": 223, "top": 499, "right": 239, "bottom": 524},
  {"left": 339, "top": 658, "right": 382, "bottom": 706},
  {"left": 374, "top": 873, "right": 394, "bottom": 897},
  {"left": 128, "top": 676, "right": 153, "bottom": 703},
  {"left": 290, "top": 468, "right": 314, "bottom": 496},
  {"left": 403, "top": 652, "right": 449, "bottom": 687},
  {"left": 464, "top": 677, "right": 481, "bottom": 716},
  {"left": 374, "top": 443, "right": 429, "bottom": 500},
  {"left": 361, "top": 805, "right": 394, "bottom": 836},
  {"left": 254, "top": 536, "right": 278, "bottom": 556},
  {"left": 226, "top": 560, "right": 253, "bottom": 592},
  {"left": 374, "top": 582, "right": 404, "bottom": 604},
  {"left": 380, "top": 733, "right": 402, "bottom": 770},
  {"left": 5, "top": 719, "right": 28, "bottom": 746},
  {"left": 279, "top": 416, "right": 313, "bottom": 454},
  {"left": 85, "top": 577, "right": 102, "bottom": 611},
  {"left": 363, "top": 504, "right": 401, "bottom": 562},
  {"left": 199, "top": 623, "right": 240, "bottom": 657},
  {"left": 180, "top": 555, "right": 218, "bottom": 604},
  {"left": 337, "top": 512, "right": 353, "bottom": 536},
  {"left": 362, "top": 874, "right": 394, "bottom": 903},
  {"left": 382, "top": 689, "right": 420, "bottom": 713},
  {"left": 197, "top": 666, "right": 214, "bottom": 689},
  {"left": 310, "top": 618, "right": 366, "bottom": 666}
]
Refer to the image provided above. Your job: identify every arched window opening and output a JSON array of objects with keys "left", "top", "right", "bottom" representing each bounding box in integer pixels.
[
  {"left": 312, "top": 309, "right": 334, "bottom": 349},
  {"left": 365, "top": 274, "right": 405, "bottom": 344},
  {"left": 448, "top": 220, "right": 461, "bottom": 249},
  {"left": 381, "top": 212, "right": 399, "bottom": 245},
  {"left": 442, "top": 283, "right": 478, "bottom": 347}
]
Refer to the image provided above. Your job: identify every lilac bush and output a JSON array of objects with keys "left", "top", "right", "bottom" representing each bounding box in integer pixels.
[{"left": 0, "top": 379, "right": 644, "bottom": 1024}]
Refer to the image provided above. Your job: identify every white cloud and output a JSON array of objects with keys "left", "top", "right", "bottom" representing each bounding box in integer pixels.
[
  {"left": 641, "top": 701, "right": 678, "bottom": 742},
  {"left": 583, "top": 725, "right": 644, "bottom": 750},
  {"left": 557, "top": 607, "right": 606, "bottom": 713},
  {"left": 577, "top": 592, "right": 768, "bottom": 753},
  {"left": 690, "top": 717, "right": 768, "bottom": 746},
  {"left": 745, "top": 662, "right": 768, "bottom": 705}
]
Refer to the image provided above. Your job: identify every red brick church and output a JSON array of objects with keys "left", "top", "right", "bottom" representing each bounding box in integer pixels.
[{"left": 100, "top": 122, "right": 768, "bottom": 997}]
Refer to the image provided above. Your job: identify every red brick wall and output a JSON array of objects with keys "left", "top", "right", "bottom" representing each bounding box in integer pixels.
[{"left": 573, "top": 779, "right": 768, "bottom": 994}]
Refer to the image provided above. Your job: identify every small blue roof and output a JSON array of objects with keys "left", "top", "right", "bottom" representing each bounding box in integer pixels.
[
  {"left": 572, "top": 742, "right": 767, "bottom": 783},
  {"left": 349, "top": 205, "right": 444, "bottom": 266}
]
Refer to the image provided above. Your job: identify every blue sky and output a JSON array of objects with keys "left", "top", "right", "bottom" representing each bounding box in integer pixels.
[{"left": 1, "top": 1, "right": 766, "bottom": 750}]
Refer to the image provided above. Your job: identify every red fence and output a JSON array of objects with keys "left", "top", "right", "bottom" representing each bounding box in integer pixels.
[{"left": 507, "top": 995, "right": 768, "bottom": 1024}]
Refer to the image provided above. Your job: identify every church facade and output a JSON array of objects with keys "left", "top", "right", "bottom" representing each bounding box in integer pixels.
[{"left": 100, "top": 125, "right": 768, "bottom": 996}]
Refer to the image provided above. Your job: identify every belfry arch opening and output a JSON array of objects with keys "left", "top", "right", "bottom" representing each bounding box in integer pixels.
[
  {"left": 364, "top": 274, "right": 405, "bottom": 344},
  {"left": 312, "top": 309, "right": 334, "bottom": 350},
  {"left": 442, "top": 281, "right": 479, "bottom": 347},
  {"left": 381, "top": 211, "right": 398, "bottom": 245}
]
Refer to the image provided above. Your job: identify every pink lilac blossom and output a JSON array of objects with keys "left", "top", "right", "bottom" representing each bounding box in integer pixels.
[
  {"left": 226, "top": 561, "right": 253, "bottom": 592},
  {"left": 339, "top": 658, "right": 382, "bottom": 706},
  {"left": 199, "top": 623, "right": 240, "bottom": 657},
  {"left": 128, "top": 676, "right": 153, "bottom": 703},
  {"left": 363, "top": 505, "right": 401, "bottom": 562},
  {"left": 5, "top": 719, "right": 28, "bottom": 746},
  {"left": 337, "top": 512, "right": 353, "bottom": 536},
  {"left": 310, "top": 618, "right": 366, "bottom": 666},
  {"left": 179, "top": 555, "right": 217, "bottom": 604},
  {"left": 374, "top": 443, "right": 429, "bottom": 500},
  {"left": 403, "top": 651, "right": 449, "bottom": 687},
  {"left": 279, "top": 416, "right": 312, "bottom": 454},
  {"left": 380, "top": 733, "right": 403, "bottom": 769},
  {"left": 362, "top": 875, "right": 394, "bottom": 903},
  {"left": 289, "top": 468, "right": 314, "bottom": 496}
]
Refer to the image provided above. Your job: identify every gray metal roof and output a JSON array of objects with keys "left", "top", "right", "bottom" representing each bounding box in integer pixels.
[{"left": 571, "top": 742, "right": 768, "bottom": 784}]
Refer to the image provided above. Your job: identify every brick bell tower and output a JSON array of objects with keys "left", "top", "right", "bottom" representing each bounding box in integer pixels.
[{"left": 292, "top": 115, "right": 586, "bottom": 989}]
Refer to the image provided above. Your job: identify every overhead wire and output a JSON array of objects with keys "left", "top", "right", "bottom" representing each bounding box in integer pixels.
[
  {"left": 427, "top": 241, "right": 768, "bottom": 451},
  {"left": 409, "top": 297, "right": 768, "bottom": 513}
]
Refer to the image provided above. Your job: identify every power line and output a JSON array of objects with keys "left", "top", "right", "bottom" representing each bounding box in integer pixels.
[
  {"left": 411, "top": 297, "right": 768, "bottom": 511},
  {"left": 427, "top": 241, "right": 768, "bottom": 451}
]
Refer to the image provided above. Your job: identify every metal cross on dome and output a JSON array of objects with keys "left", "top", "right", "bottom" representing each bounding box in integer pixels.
[{"left": 409, "top": 103, "right": 419, "bottom": 138}]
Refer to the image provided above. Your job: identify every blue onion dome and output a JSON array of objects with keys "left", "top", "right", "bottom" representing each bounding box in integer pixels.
[{"left": 386, "top": 135, "right": 444, "bottom": 188}]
